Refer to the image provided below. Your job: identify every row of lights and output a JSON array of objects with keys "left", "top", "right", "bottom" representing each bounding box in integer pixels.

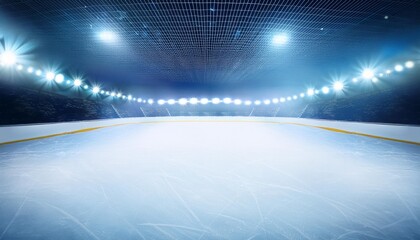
[{"left": 0, "top": 50, "right": 416, "bottom": 106}]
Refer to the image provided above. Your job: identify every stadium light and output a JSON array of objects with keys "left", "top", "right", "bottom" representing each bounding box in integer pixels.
[
  {"left": 333, "top": 81, "right": 344, "bottom": 91},
  {"left": 46, "top": 72, "right": 55, "bottom": 81},
  {"left": 307, "top": 88, "right": 315, "bottom": 96},
  {"left": 386, "top": 69, "right": 392, "bottom": 74},
  {"left": 127, "top": 95, "right": 133, "bottom": 101},
  {"left": 405, "top": 61, "right": 414, "bottom": 69},
  {"left": 293, "top": 95, "right": 298, "bottom": 100},
  {"left": 83, "top": 85, "right": 89, "bottom": 90},
  {"left": 321, "top": 86, "right": 330, "bottom": 94},
  {"left": 73, "top": 79, "right": 82, "bottom": 87},
  {"left": 371, "top": 77, "right": 378, "bottom": 83},
  {"left": 287, "top": 97, "right": 292, "bottom": 101},
  {"left": 272, "top": 98, "right": 279, "bottom": 104},
  {"left": 280, "top": 97, "right": 286, "bottom": 103},
  {"left": 111, "top": 92, "right": 116, "bottom": 97},
  {"left": 254, "top": 100, "right": 261, "bottom": 105},
  {"left": 272, "top": 34, "right": 288, "bottom": 45},
  {"left": 99, "top": 31, "right": 117, "bottom": 42},
  {"left": 362, "top": 69, "right": 374, "bottom": 79},
  {"left": 116, "top": 93, "right": 122, "bottom": 98},
  {"left": 394, "top": 64, "right": 404, "bottom": 72},
  {"left": 16, "top": 64, "right": 23, "bottom": 71},
  {"left": 352, "top": 78, "right": 358, "bottom": 83},
  {"left": 200, "top": 98, "right": 209, "bottom": 104},
  {"left": 223, "top": 98, "right": 232, "bottom": 104},
  {"left": 27, "top": 67, "right": 34, "bottom": 73},
  {"left": 0, "top": 51, "right": 16, "bottom": 66},
  {"left": 234, "top": 99, "right": 242, "bottom": 105},
  {"left": 92, "top": 86, "right": 100, "bottom": 94},
  {"left": 211, "top": 98, "right": 221, "bottom": 104},
  {"left": 300, "top": 93, "right": 305, "bottom": 98},
  {"left": 189, "top": 98, "right": 198, "bottom": 104},
  {"left": 147, "top": 99, "right": 154, "bottom": 104},
  {"left": 55, "top": 74, "right": 64, "bottom": 83},
  {"left": 35, "top": 70, "right": 42, "bottom": 76},
  {"left": 167, "top": 99, "right": 175, "bottom": 105},
  {"left": 157, "top": 99, "right": 166, "bottom": 105},
  {"left": 244, "top": 100, "right": 252, "bottom": 105},
  {"left": 179, "top": 98, "right": 188, "bottom": 105}
]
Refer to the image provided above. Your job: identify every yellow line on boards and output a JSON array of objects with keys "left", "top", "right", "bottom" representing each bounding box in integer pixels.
[{"left": 0, "top": 119, "right": 418, "bottom": 146}]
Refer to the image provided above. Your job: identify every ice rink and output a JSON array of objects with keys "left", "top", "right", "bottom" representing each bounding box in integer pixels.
[{"left": 0, "top": 118, "right": 419, "bottom": 239}]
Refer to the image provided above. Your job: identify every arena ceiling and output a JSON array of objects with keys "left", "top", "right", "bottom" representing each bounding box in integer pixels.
[{"left": 0, "top": 0, "right": 419, "bottom": 97}]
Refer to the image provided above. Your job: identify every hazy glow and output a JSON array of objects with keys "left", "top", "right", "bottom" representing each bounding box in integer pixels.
[
  {"left": 27, "top": 67, "right": 34, "bottom": 73},
  {"left": 293, "top": 95, "right": 298, "bottom": 100},
  {"left": 273, "top": 34, "right": 288, "bottom": 45},
  {"left": 167, "top": 99, "right": 176, "bottom": 105},
  {"left": 307, "top": 89, "right": 315, "bottom": 96},
  {"left": 200, "top": 98, "right": 209, "bottom": 104},
  {"left": 287, "top": 97, "right": 292, "bottom": 101},
  {"left": 83, "top": 85, "right": 89, "bottom": 90},
  {"left": 405, "top": 61, "right": 414, "bottom": 69},
  {"left": 92, "top": 86, "right": 100, "bottom": 94},
  {"left": 272, "top": 98, "right": 279, "bottom": 104},
  {"left": 46, "top": 72, "right": 55, "bottom": 81},
  {"left": 179, "top": 98, "right": 188, "bottom": 105},
  {"left": 158, "top": 99, "right": 166, "bottom": 105},
  {"left": 74, "top": 79, "right": 82, "bottom": 87},
  {"left": 333, "top": 81, "right": 344, "bottom": 91},
  {"left": 147, "top": 99, "right": 154, "bottom": 104},
  {"left": 35, "top": 70, "right": 42, "bottom": 76},
  {"left": 233, "top": 99, "right": 242, "bottom": 105},
  {"left": 322, "top": 87, "right": 330, "bottom": 94},
  {"left": 189, "top": 98, "right": 199, "bottom": 104},
  {"left": 223, "top": 98, "right": 232, "bottom": 104},
  {"left": 127, "top": 95, "right": 133, "bottom": 101},
  {"left": 55, "top": 74, "right": 64, "bottom": 83},
  {"left": 280, "top": 98, "right": 286, "bottom": 103},
  {"left": 0, "top": 51, "right": 16, "bottom": 66},
  {"left": 244, "top": 100, "right": 252, "bottom": 105},
  {"left": 352, "top": 78, "right": 358, "bottom": 83},
  {"left": 254, "top": 100, "right": 261, "bottom": 105},
  {"left": 372, "top": 77, "right": 378, "bottom": 83},
  {"left": 211, "top": 98, "right": 221, "bottom": 104},
  {"left": 394, "top": 64, "right": 403, "bottom": 72},
  {"left": 300, "top": 93, "right": 305, "bottom": 98},
  {"left": 111, "top": 92, "right": 116, "bottom": 97},
  {"left": 99, "top": 31, "right": 117, "bottom": 42},
  {"left": 386, "top": 69, "right": 392, "bottom": 74},
  {"left": 362, "top": 69, "right": 375, "bottom": 79},
  {"left": 16, "top": 65, "right": 23, "bottom": 71}
]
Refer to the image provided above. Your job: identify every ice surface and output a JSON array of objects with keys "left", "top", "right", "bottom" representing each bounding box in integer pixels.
[{"left": 0, "top": 120, "right": 419, "bottom": 239}]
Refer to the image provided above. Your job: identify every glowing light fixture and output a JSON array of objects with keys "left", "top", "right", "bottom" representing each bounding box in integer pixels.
[
  {"left": 74, "top": 79, "right": 82, "bottom": 87},
  {"left": 307, "top": 88, "right": 315, "bottom": 96},
  {"left": 234, "top": 99, "right": 242, "bottom": 105},
  {"left": 273, "top": 34, "right": 288, "bottom": 45},
  {"left": 179, "top": 98, "right": 188, "bottom": 105},
  {"left": 223, "top": 98, "right": 232, "bottom": 104},
  {"left": 362, "top": 69, "right": 375, "bottom": 79},
  {"left": 352, "top": 78, "right": 358, "bottom": 83},
  {"left": 16, "top": 65, "right": 23, "bottom": 71},
  {"left": 99, "top": 31, "right": 117, "bottom": 42},
  {"left": 244, "top": 100, "right": 252, "bottom": 105},
  {"left": 254, "top": 100, "right": 261, "bottom": 105},
  {"left": 293, "top": 95, "right": 298, "bottom": 100},
  {"left": 55, "top": 74, "right": 64, "bottom": 83},
  {"left": 111, "top": 92, "right": 116, "bottom": 97},
  {"left": 200, "top": 98, "right": 209, "bottom": 104},
  {"left": 372, "top": 77, "right": 378, "bottom": 83},
  {"left": 321, "top": 86, "right": 330, "bottom": 94},
  {"left": 280, "top": 98, "right": 286, "bottom": 103},
  {"left": 147, "top": 99, "right": 154, "bottom": 104},
  {"left": 211, "top": 98, "right": 221, "bottom": 104},
  {"left": 300, "top": 93, "right": 305, "bottom": 98},
  {"left": 167, "top": 99, "right": 176, "bottom": 105},
  {"left": 333, "top": 81, "right": 344, "bottom": 91},
  {"left": 405, "top": 61, "right": 414, "bottom": 69},
  {"left": 127, "top": 95, "right": 133, "bottom": 101},
  {"left": 0, "top": 51, "right": 16, "bottom": 66},
  {"left": 272, "top": 98, "right": 279, "bottom": 104},
  {"left": 35, "top": 70, "right": 42, "bottom": 76},
  {"left": 27, "top": 67, "right": 34, "bottom": 73},
  {"left": 189, "top": 98, "right": 199, "bottom": 104},
  {"left": 158, "top": 99, "right": 166, "bottom": 105},
  {"left": 92, "top": 86, "right": 100, "bottom": 94},
  {"left": 46, "top": 72, "right": 55, "bottom": 81},
  {"left": 394, "top": 64, "right": 403, "bottom": 72}
]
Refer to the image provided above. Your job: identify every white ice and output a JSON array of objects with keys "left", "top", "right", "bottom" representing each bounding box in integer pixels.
[{"left": 0, "top": 119, "right": 419, "bottom": 239}]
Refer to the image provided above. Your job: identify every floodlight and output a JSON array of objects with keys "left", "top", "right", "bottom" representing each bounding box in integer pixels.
[
  {"left": 55, "top": 74, "right": 64, "bottom": 83},
  {"left": 35, "top": 70, "right": 42, "bottom": 76},
  {"left": 293, "top": 95, "right": 298, "bottom": 100},
  {"left": 200, "top": 98, "right": 209, "bottom": 104},
  {"left": 264, "top": 99, "right": 271, "bottom": 105},
  {"left": 211, "top": 98, "right": 221, "bottom": 104},
  {"left": 333, "top": 81, "right": 344, "bottom": 91},
  {"left": 280, "top": 98, "right": 286, "bottom": 103},
  {"left": 0, "top": 51, "right": 16, "bottom": 66},
  {"left": 16, "top": 65, "right": 23, "bottom": 71},
  {"left": 92, "top": 86, "right": 100, "bottom": 94},
  {"left": 386, "top": 69, "right": 392, "bottom": 74},
  {"left": 378, "top": 73, "right": 384, "bottom": 77},
  {"left": 273, "top": 34, "right": 288, "bottom": 45},
  {"left": 167, "top": 99, "right": 176, "bottom": 105},
  {"left": 315, "top": 90, "right": 320, "bottom": 94},
  {"left": 111, "top": 92, "right": 116, "bottom": 97},
  {"left": 179, "top": 98, "right": 188, "bottom": 105},
  {"left": 158, "top": 99, "right": 166, "bottom": 105},
  {"left": 147, "top": 99, "right": 154, "bottom": 104},
  {"left": 371, "top": 77, "right": 378, "bottom": 83},
  {"left": 352, "top": 78, "right": 358, "bottom": 83},
  {"left": 272, "top": 98, "right": 279, "bottom": 104},
  {"left": 244, "top": 100, "right": 252, "bottom": 105},
  {"left": 137, "top": 99, "right": 142, "bottom": 103},
  {"left": 83, "top": 85, "right": 89, "bottom": 90},
  {"left": 67, "top": 80, "right": 72, "bottom": 85},
  {"left": 99, "top": 31, "right": 117, "bottom": 42},
  {"left": 27, "top": 67, "right": 34, "bottom": 73},
  {"left": 116, "top": 93, "right": 122, "bottom": 98},
  {"left": 189, "top": 98, "right": 198, "bottom": 104},
  {"left": 300, "top": 93, "right": 305, "bottom": 98},
  {"left": 254, "top": 100, "right": 261, "bottom": 105},
  {"left": 321, "top": 86, "right": 330, "bottom": 94},
  {"left": 307, "top": 88, "right": 315, "bottom": 96},
  {"left": 122, "top": 95, "right": 126, "bottom": 99},
  {"left": 106, "top": 91, "right": 110, "bottom": 95},
  {"left": 223, "top": 98, "right": 232, "bottom": 104},
  {"left": 127, "top": 95, "right": 133, "bottom": 100},
  {"left": 233, "top": 99, "right": 242, "bottom": 105},
  {"left": 405, "top": 61, "right": 414, "bottom": 69},
  {"left": 287, "top": 97, "right": 292, "bottom": 101},
  {"left": 73, "top": 78, "right": 82, "bottom": 87},
  {"left": 394, "top": 64, "right": 403, "bottom": 72},
  {"left": 46, "top": 72, "right": 55, "bottom": 81},
  {"left": 362, "top": 69, "right": 374, "bottom": 79}
]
